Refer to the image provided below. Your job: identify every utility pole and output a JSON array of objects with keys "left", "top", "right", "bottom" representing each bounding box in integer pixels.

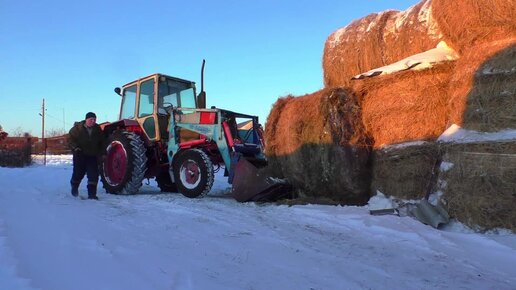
[
  {"left": 41, "top": 98, "right": 46, "bottom": 165},
  {"left": 62, "top": 108, "right": 65, "bottom": 132}
]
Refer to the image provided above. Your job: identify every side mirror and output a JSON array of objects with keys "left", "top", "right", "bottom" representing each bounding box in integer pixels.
[{"left": 114, "top": 87, "right": 122, "bottom": 96}]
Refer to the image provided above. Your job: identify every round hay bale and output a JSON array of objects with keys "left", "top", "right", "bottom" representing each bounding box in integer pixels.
[
  {"left": 264, "top": 96, "right": 294, "bottom": 177},
  {"left": 352, "top": 62, "right": 455, "bottom": 148},
  {"left": 264, "top": 87, "right": 372, "bottom": 205},
  {"left": 439, "top": 140, "right": 516, "bottom": 232},
  {"left": 372, "top": 141, "right": 439, "bottom": 200},
  {"left": 431, "top": 0, "right": 516, "bottom": 53},
  {"left": 448, "top": 38, "right": 516, "bottom": 132},
  {"left": 323, "top": 0, "right": 442, "bottom": 87}
]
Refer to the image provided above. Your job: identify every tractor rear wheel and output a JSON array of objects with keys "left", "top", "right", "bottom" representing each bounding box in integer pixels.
[
  {"left": 173, "top": 149, "right": 214, "bottom": 198},
  {"left": 156, "top": 169, "right": 177, "bottom": 192},
  {"left": 101, "top": 131, "right": 147, "bottom": 195}
]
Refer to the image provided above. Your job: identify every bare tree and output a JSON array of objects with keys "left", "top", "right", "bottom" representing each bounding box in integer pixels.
[
  {"left": 9, "top": 127, "right": 32, "bottom": 137},
  {"left": 46, "top": 128, "right": 67, "bottom": 137}
]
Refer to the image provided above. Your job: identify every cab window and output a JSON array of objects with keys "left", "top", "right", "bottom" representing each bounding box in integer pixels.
[
  {"left": 120, "top": 85, "right": 137, "bottom": 119},
  {"left": 180, "top": 89, "right": 196, "bottom": 108},
  {"left": 138, "top": 79, "right": 155, "bottom": 117},
  {"left": 158, "top": 78, "right": 196, "bottom": 109}
]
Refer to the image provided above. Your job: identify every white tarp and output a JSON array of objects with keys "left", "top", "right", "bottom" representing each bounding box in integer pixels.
[{"left": 352, "top": 41, "right": 459, "bottom": 79}]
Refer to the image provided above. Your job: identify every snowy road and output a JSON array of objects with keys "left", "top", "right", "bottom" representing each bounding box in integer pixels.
[{"left": 0, "top": 157, "right": 515, "bottom": 290}]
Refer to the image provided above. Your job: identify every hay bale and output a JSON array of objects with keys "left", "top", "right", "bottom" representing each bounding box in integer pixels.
[
  {"left": 264, "top": 87, "right": 372, "bottom": 205},
  {"left": 372, "top": 141, "right": 439, "bottom": 200},
  {"left": 382, "top": 0, "right": 443, "bottom": 64},
  {"left": 353, "top": 62, "right": 455, "bottom": 148},
  {"left": 448, "top": 39, "right": 516, "bottom": 132},
  {"left": 323, "top": 0, "right": 442, "bottom": 87},
  {"left": 440, "top": 141, "right": 516, "bottom": 232},
  {"left": 0, "top": 149, "right": 32, "bottom": 167},
  {"left": 432, "top": 0, "right": 516, "bottom": 53}
]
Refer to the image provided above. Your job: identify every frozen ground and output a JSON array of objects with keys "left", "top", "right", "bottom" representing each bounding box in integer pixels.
[{"left": 0, "top": 155, "right": 515, "bottom": 290}]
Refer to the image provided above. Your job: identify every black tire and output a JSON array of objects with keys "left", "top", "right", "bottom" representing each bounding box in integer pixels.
[
  {"left": 173, "top": 149, "right": 214, "bottom": 198},
  {"left": 156, "top": 169, "right": 177, "bottom": 192},
  {"left": 101, "top": 131, "right": 147, "bottom": 195}
]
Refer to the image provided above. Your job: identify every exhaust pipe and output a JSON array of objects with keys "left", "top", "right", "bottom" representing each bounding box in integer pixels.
[{"left": 197, "top": 59, "right": 206, "bottom": 109}]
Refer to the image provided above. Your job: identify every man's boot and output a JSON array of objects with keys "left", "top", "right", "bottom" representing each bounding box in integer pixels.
[
  {"left": 87, "top": 184, "right": 98, "bottom": 200},
  {"left": 71, "top": 182, "right": 79, "bottom": 197}
]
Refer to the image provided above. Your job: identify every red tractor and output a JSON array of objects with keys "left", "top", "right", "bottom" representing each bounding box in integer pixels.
[{"left": 100, "top": 62, "right": 289, "bottom": 201}]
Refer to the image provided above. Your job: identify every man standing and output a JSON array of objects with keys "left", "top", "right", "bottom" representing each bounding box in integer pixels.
[
  {"left": 68, "top": 112, "right": 104, "bottom": 200},
  {"left": 0, "top": 125, "right": 7, "bottom": 141}
]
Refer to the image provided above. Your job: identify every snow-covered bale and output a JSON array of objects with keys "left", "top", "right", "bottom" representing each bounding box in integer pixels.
[
  {"left": 431, "top": 0, "right": 516, "bottom": 53},
  {"left": 265, "top": 87, "right": 372, "bottom": 205},
  {"left": 439, "top": 140, "right": 516, "bottom": 232},
  {"left": 371, "top": 141, "right": 439, "bottom": 200},
  {"left": 323, "top": 0, "right": 442, "bottom": 87},
  {"left": 353, "top": 62, "right": 455, "bottom": 148},
  {"left": 448, "top": 38, "right": 516, "bottom": 132}
]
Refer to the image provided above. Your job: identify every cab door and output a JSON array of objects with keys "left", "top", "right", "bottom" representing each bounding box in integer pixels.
[{"left": 136, "top": 76, "right": 159, "bottom": 140}]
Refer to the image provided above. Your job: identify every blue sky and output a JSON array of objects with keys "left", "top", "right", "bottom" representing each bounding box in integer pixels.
[{"left": 0, "top": 0, "right": 415, "bottom": 137}]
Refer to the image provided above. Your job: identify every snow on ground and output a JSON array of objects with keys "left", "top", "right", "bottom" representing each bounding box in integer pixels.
[{"left": 0, "top": 156, "right": 515, "bottom": 290}]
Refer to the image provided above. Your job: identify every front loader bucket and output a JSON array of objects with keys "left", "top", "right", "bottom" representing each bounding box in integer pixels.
[{"left": 231, "top": 158, "right": 292, "bottom": 202}]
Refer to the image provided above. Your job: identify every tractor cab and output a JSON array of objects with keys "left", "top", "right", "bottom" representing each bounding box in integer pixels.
[{"left": 115, "top": 73, "right": 203, "bottom": 142}]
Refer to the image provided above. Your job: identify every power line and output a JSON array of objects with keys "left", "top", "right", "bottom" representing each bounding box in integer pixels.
[{"left": 45, "top": 112, "right": 72, "bottom": 127}]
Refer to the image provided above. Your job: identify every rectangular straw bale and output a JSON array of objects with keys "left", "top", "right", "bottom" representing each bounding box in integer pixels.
[
  {"left": 431, "top": 0, "right": 516, "bottom": 53},
  {"left": 372, "top": 141, "right": 439, "bottom": 200},
  {"left": 323, "top": 0, "right": 442, "bottom": 87},
  {"left": 448, "top": 39, "right": 516, "bottom": 132},
  {"left": 352, "top": 62, "right": 455, "bottom": 148},
  {"left": 439, "top": 141, "right": 516, "bottom": 232}
]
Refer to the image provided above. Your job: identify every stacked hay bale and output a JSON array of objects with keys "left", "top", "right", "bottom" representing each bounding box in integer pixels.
[
  {"left": 264, "top": 0, "right": 516, "bottom": 224},
  {"left": 353, "top": 62, "right": 455, "bottom": 147},
  {"left": 448, "top": 38, "right": 516, "bottom": 131},
  {"left": 320, "top": 0, "right": 456, "bottom": 199},
  {"left": 438, "top": 140, "right": 516, "bottom": 232},
  {"left": 371, "top": 141, "right": 439, "bottom": 200},
  {"left": 431, "top": 0, "right": 516, "bottom": 54},
  {"left": 323, "top": 0, "right": 442, "bottom": 87},
  {"left": 324, "top": 0, "right": 515, "bottom": 214},
  {"left": 438, "top": 36, "right": 516, "bottom": 231},
  {"left": 349, "top": 53, "right": 455, "bottom": 199},
  {"left": 265, "top": 87, "right": 372, "bottom": 205}
]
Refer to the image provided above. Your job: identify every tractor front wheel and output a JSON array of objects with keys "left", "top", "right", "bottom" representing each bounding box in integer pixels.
[
  {"left": 173, "top": 149, "right": 214, "bottom": 198},
  {"left": 101, "top": 131, "right": 147, "bottom": 195}
]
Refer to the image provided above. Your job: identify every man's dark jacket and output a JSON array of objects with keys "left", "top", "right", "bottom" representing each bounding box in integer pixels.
[{"left": 68, "top": 121, "right": 104, "bottom": 156}]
